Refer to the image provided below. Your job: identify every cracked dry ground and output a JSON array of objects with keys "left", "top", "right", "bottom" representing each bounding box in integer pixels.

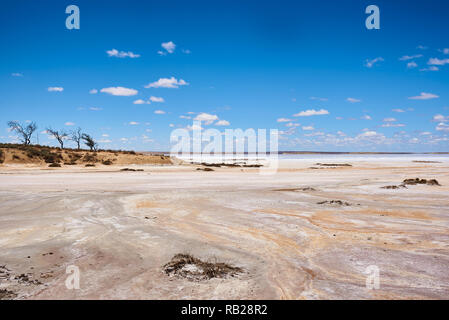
[{"left": 0, "top": 163, "right": 448, "bottom": 299}]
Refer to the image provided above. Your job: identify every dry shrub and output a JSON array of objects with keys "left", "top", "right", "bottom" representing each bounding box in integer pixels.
[{"left": 163, "top": 254, "right": 242, "bottom": 281}]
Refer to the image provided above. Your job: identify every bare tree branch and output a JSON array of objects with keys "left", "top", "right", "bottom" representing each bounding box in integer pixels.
[
  {"left": 46, "top": 128, "right": 68, "bottom": 149},
  {"left": 7, "top": 121, "right": 37, "bottom": 145},
  {"left": 70, "top": 127, "right": 83, "bottom": 150},
  {"left": 81, "top": 133, "right": 98, "bottom": 151}
]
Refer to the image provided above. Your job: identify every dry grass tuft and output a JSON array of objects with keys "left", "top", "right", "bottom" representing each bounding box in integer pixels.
[{"left": 163, "top": 254, "right": 242, "bottom": 281}]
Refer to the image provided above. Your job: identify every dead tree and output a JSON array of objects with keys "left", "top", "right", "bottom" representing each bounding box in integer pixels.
[
  {"left": 71, "top": 127, "right": 83, "bottom": 150},
  {"left": 7, "top": 121, "right": 37, "bottom": 145},
  {"left": 82, "top": 133, "right": 98, "bottom": 151},
  {"left": 46, "top": 128, "right": 68, "bottom": 149}
]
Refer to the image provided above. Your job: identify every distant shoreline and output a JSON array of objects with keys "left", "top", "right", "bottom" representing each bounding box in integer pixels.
[{"left": 144, "top": 151, "right": 449, "bottom": 155}]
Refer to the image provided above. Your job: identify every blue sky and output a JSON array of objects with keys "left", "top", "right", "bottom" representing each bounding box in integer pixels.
[{"left": 1, "top": 0, "right": 449, "bottom": 152}]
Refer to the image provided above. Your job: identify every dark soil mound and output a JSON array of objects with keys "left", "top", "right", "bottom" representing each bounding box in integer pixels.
[
  {"left": 315, "top": 163, "right": 352, "bottom": 167},
  {"left": 48, "top": 163, "right": 61, "bottom": 167},
  {"left": 317, "top": 200, "right": 355, "bottom": 206},
  {"left": 403, "top": 178, "right": 441, "bottom": 186},
  {"left": 381, "top": 185, "right": 407, "bottom": 189},
  {"left": 197, "top": 167, "right": 214, "bottom": 171},
  {"left": 0, "top": 289, "right": 17, "bottom": 300}
]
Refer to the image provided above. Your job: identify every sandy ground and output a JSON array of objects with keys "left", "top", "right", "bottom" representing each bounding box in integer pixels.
[{"left": 0, "top": 160, "right": 449, "bottom": 300}]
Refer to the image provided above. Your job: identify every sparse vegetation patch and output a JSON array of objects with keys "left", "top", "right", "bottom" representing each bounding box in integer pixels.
[{"left": 163, "top": 254, "right": 243, "bottom": 281}]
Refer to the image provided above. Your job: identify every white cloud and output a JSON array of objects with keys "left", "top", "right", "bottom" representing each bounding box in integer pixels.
[
  {"left": 144, "top": 77, "right": 188, "bottom": 88},
  {"left": 133, "top": 96, "right": 164, "bottom": 104},
  {"left": 365, "top": 57, "right": 384, "bottom": 68},
  {"left": 428, "top": 58, "right": 449, "bottom": 65},
  {"left": 154, "top": 110, "right": 165, "bottom": 114},
  {"left": 436, "top": 123, "right": 449, "bottom": 132},
  {"left": 346, "top": 97, "right": 361, "bottom": 103},
  {"left": 107, "top": 49, "right": 140, "bottom": 58},
  {"left": 89, "top": 89, "right": 98, "bottom": 94},
  {"left": 279, "top": 127, "right": 297, "bottom": 136},
  {"left": 407, "top": 61, "right": 418, "bottom": 68},
  {"left": 215, "top": 120, "right": 230, "bottom": 126},
  {"left": 187, "top": 124, "right": 202, "bottom": 131},
  {"left": 182, "top": 49, "right": 191, "bottom": 54},
  {"left": 180, "top": 115, "right": 191, "bottom": 119},
  {"left": 361, "top": 115, "right": 372, "bottom": 120},
  {"left": 101, "top": 87, "right": 138, "bottom": 96},
  {"left": 399, "top": 54, "right": 423, "bottom": 61},
  {"left": 48, "top": 87, "right": 64, "bottom": 92},
  {"left": 285, "top": 122, "right": 300, "bottom": 127},
  {"left": 359, "top": 131, "right": 378, "bottom": 137},
  {"left": 383, "top": 117, "right": 396, "bottom": 122},
  {"left": 194, "top": 113, "right": 218, "bottom": 124},
  {"left": 169, "top": 124, "right": 175, "bottom": 127},
  {"left": 433, "top": 114, "right": 449, "bottom": 122},
  {"left": 11, "top": 73, "right": 23, "bottom": 77},
  {"left": 129, "top": 121, "right": 139, "bottom": 125},
  {"left": 381, "top": 123, "right": 405, "bottom": 128},
  {"left": 65, "top": 122, "right": 75, "bottom": 126},
  {"left": 417, "top": 45, "right": 428, "bottom": 50},
  {"left": 277, "top": 118, "right": 291, "bottom": 122},
  {"left": 310, "top": 97, "right": 328, "bottom": 101},
  {"left": 302, "top": 126, "right": 314, "bottom": 131},
  {"left": 408, "top": 92, "right": 439, "bottom": 100},
  {"left": 161, "top": 41, "right": 176, "bottom": 54},
  {"left": 133, "top": 99, "right": 147, "bottom": 105},
  {"left": 149, "top": 96, "right": 164, "bottom": 103},
  {"left": 392, "top": 108, "right": 405, "bottom": 113},
  {"left": 304, "top": 131, "right": 324, "bottom": 137},
  {"left": 293, "top": 109, "right": 329, "bottom": 117},
  {"left": 420, "top": 66, "right": 439, "bottom": 72},
  {"left": 89, "top": 107, "right": 102, "bottom": 111}
]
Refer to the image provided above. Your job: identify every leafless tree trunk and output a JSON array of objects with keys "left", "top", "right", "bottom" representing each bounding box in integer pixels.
[
  {"left": 7, "top": 121, "right": 37, "bottom": 145},
  {"left": 71, "top": 127, "right": 83, "bottom": 150},
  {"left": 82, "top": 133, "right": 98, "bottom": 151},
  {"left": 46, "top": 128, "right": 68, "bottom": 149}
]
